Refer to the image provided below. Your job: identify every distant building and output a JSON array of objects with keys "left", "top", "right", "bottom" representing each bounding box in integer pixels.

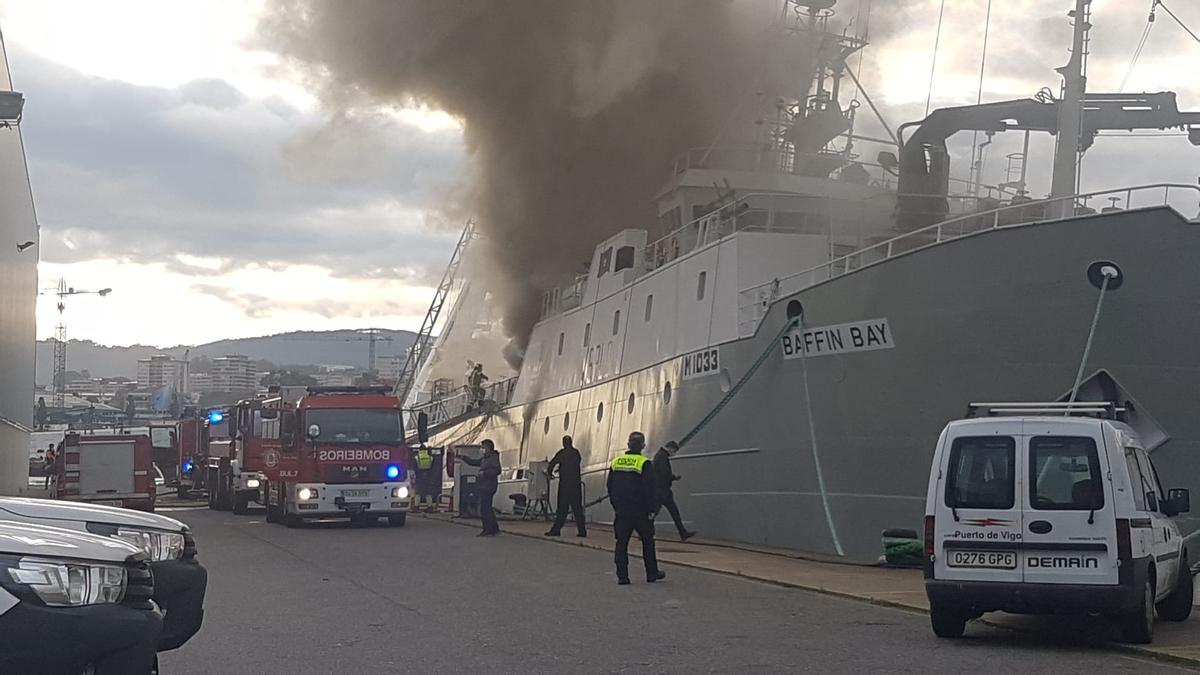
[
  {"left": 187, "top": 372, "right": 214, "bottom": 393},
  {"left": 210, "top": 355, "right": 257, "bottom": 392},
  {"left": 316, "top": 367, "right": 357, "bottom": 387},
  {"left": 136, "top": 355, "right": 187, "bottom": 392},
  {"left": 378, "top": 354, "right": 404, "bottom": 383}
]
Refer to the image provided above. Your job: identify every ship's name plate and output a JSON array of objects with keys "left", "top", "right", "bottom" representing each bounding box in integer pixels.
[
  {"left": 781, "top": 318, "right": 894, "bottom": 360},
  {"left": 681, "top": 347, "right": 720, "bottom": 381}
]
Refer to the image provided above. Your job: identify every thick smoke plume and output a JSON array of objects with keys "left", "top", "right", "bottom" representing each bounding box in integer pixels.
[{"left": 261, "top": 1, "right": 774, "bottom": 368}]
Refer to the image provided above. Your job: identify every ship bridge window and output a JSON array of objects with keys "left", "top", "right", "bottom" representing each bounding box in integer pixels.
[
  {"left": 644, "top": 294, "right": 654, "bottom": 321},
  {"left": 697, "top": 271, "right": 707, "bottom": 300},
  {"left": 614, "top": 246, "right": 636, "bottom": 272},
  {"left": 598, "top": 247, "right": 613, "bottom": 277},
  {"left": 613, "top": 310, "right": 621, "bottom": 335}
]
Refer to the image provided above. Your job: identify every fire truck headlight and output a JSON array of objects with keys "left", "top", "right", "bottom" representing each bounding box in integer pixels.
[
  {"left": 391, "top": 486, "right": 410, "bottom": 500},
  {"left": 246, "top": 478, "right": 261, "bottom": 489},
  {"left": 298, "top": 488, "right": 316, "bottom": 501},
  {"left": 385, "top": 465, "right": 401, "bottom": 480}
]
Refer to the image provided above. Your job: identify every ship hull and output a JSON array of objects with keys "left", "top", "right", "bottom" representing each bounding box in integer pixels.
[{"left": 433, "top": 206, "right": 1200, "bottom": 562}]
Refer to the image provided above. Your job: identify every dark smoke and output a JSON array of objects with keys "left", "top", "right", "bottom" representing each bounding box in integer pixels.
[{"left": 260, "top": 1, "right": 776, "bottom": 368}]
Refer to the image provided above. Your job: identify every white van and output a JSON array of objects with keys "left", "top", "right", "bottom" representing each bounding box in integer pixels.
[{"left": 923, "top": 402, "right": 1193, "bottom": 644}]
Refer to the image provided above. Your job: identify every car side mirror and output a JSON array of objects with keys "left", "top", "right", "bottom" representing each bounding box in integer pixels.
[
  {"left": 418, "top": 411, "right": 429, "bottom": 445},
  {"left": 1165, "top": 488, "right": 1191, "bottom": 516},
  {"left": 307, "top": 424, "right": 321, "bottom": 441}
]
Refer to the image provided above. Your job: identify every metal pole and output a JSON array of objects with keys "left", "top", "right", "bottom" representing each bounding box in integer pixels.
[{"left": 1069, "top": 265, "right": 1118, "bottom": 403}]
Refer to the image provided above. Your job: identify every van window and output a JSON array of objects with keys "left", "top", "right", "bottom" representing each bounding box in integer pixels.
[
  {"left": 1030, "top": 436, "right": 1104, "bottom": 511},
  {"left": 945, "top": 436, "right": 1015, "bottom": 509},
  {"left": 1124, "top": 448, "right": 1150, "bottom": 511},
  {"left": 1133, "top": 448, "right": 1165, "bottom": 510}
]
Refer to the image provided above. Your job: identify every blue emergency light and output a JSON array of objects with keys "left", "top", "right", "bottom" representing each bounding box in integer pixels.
[
  {"left": 182, "top": 460, "right": 193, "bottom": 473},
  {"left": 207, "top": 410, "right": 224, "bottom": 424},
  {"left": 386, "top": 464, "right": 401, "bottom": 480}
]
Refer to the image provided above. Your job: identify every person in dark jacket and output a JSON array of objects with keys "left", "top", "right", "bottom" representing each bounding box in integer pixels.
[
  {"left": 545, "top": 435, "right": 587, "bottom": 537},
  {"left": 460, "top": 439, "right": 502, "bottom": 536},
  {"left": 653, "top": 441, "right": 696, "bottom": 541},
  {"left": 606, "top": 431, "right": 665, "bottom": 585}
]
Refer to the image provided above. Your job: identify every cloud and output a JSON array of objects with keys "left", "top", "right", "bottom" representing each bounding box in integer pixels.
[{"left": 13, "top": 45, "right": 466, "bottom": 286}]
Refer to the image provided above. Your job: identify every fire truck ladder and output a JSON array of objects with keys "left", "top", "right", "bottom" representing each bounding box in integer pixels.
[{"left": 394, "top": 219, "right": 477, "bottom": 405}]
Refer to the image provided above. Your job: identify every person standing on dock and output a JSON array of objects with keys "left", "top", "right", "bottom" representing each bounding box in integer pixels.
[
  {"left": 653, "top": 441, "right": 696, "bottom": 542},
  {"left": 459, "top": 439, "right": 502, "bottom": 536},
  {"left": 606, "top": 431, "right": 665, "bottom": 585},
  {"left": 545, "top": 435, "right": 587, "bottom": 538}
]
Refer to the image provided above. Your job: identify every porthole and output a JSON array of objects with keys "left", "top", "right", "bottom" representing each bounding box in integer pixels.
[
  {"left": 663, "top": 381, "right": 672, "bottom": 405},
  {"left": 719, "top": 369, "right": 732, "bottom": 393},
  {"left": 627, "top": 392, "right": 636, "bottom": 414},
  {"left": 563, "top": 412, "right": 570, "bottom": 430},
  {"left": 597, "top": 402, "right": 604, "bottom": 422},
  {"left": 544, "top": 417, "right": 550, "bottom": 435}
]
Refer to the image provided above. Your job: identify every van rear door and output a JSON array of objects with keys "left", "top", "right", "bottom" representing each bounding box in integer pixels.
[
  {"left": 933, "top": 422, "right": 1024, "bottom": 583},
  {"left": 77, "top": 440, "right": 135, "bottom": 499},
  {"left": 1021, "top": 423, "right": 1118, "bottom": 585}
]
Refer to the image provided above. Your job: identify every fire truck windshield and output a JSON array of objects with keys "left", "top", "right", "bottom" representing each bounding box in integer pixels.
[
  {"left": 150, "top": 427, "right": 174, "bottom": 449},
  {"left": 304, "top": 408, "right": 403, "bottom": 444}
]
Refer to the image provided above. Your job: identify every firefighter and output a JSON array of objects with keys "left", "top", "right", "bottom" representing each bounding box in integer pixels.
[
  {"left": 653, "top": 441, "right": 696, "bottom": 541},
  {"left": 459, "top": 439, "right": 501, "bottom": 536},
  {"left": 544, "top": 435, "right": 586, "bottom": 538},
  {"left": 467, "top": 363, "right": 488, "bottom": 409},
  {"left": 606, "top": 431, "right": 665, "bottom": 585},
  {"left": 414, "top": 445, "right": 436, "bottom": 511}
]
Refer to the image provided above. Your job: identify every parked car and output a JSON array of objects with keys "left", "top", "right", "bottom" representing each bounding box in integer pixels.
[
  {"left": 0, "top": 497, "right": 207, "bottom": 651},
  {"left": 0, "top": 519, "right": 162, "bottom": 673},
  {"left": 924, "top": 402, "right": 1193, "bottom": 644}
]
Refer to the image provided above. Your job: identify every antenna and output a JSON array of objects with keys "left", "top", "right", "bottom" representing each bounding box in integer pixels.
[{"left": 1050, "top": 0, "right": 1093, "bottom": 216}]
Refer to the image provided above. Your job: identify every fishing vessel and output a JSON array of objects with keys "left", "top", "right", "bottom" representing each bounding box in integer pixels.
[{"left": 405, "top": 0, "right": 1200, "bottom": 561}]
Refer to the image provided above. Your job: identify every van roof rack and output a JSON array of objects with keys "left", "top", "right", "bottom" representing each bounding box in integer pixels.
[{"left": 967, "top": 401, "right": 1125, "bottom": 420}]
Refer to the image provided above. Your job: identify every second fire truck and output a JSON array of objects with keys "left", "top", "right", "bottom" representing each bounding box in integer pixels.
[{"left": 235, "top": 385, "right": 415, "bottom": 527}]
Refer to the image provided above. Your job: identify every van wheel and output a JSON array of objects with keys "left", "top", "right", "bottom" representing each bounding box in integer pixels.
[
  {"left": 930, "top": 605, "right": 967, "bottom": 638},
  {"left": 1121, "top": 577, "right": 1155, "bottom": 644},
  {"left": 233, "top": 492, "right": 250, "bottom": 515},
  {"left": 1157, "top": 560, "right": 1194, "bottom": 622},
  {"left": 388, "top": 513, "right": 407, "bottom": 528}
]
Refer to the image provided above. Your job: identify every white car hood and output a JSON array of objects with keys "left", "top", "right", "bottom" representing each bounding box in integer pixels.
[
  {"left": 0, "top": 498, "right": 186, "bottom": 533},
  {"left": 0, "top": 519, "right": 140, "bottom": 563}
]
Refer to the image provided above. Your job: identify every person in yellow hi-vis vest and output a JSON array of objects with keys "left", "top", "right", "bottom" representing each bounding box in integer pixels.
[
  {"left": 414, "top": 446, "right": 436, "bottom": 511},
  {"left": 605, "top": 431, "right": 665, "bottom": 585}
]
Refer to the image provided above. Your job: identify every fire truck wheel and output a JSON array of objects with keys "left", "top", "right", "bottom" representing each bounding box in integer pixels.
[
  {"left": 233, "top": 492, "right": 250, "bottom": 515},
  {"left": 388, "top": 514, "right": 407, "bottom": 528},
  {"left": 265, "top": 500, "right": 280, "bottom": 523}
]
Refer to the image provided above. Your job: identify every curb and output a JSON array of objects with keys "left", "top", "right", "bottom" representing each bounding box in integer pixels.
[{"left": 417, "top": 513, "right": 1200, "bottom": 668}]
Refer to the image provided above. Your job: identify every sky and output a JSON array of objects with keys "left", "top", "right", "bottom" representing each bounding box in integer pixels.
[{"left": 1, "top": 0, "right": 1198, "bottom": 348}]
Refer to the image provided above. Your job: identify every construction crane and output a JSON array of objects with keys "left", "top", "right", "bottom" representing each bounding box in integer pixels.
[
  {"left": 394, "top": 219, "right": 477, "bottom": 405},
  {"left": 39, "top": 279, "right": 112, "bottom": 408},
  {"left": 281, "top": 328, "right": 393, "bottom": 377}
]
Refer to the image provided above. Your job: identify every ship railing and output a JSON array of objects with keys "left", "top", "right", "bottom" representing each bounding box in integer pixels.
[
  {"left": 407, "top": 376, "right": 519, "bottom": 431},
  {"left": 736, "top": 183, "right": 1200, "bottom": 337},
  {"left": 670, "top": 144, "right": 1020, "bottom": 200}
]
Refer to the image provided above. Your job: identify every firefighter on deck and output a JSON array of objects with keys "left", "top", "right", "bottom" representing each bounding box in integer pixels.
[{"left": 606, "top": 431, "right": 666, "bottom": 585}]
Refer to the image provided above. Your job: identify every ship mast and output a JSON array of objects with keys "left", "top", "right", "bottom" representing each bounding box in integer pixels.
[{"left": 1049, "top": 0, "right": 1092, "bottom": 217}]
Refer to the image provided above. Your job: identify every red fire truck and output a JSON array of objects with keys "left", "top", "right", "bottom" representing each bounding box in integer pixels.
[
  {"left": 257, "top": 386, "right": 415, "bottom": 527},
  {"left": 52, "top": 432, "right": 157, "bottom": 512}
]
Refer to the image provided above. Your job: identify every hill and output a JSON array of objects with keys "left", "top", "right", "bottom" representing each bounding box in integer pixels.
[{"left": 34, "top": 329, "right": 417, "bottom": 383}]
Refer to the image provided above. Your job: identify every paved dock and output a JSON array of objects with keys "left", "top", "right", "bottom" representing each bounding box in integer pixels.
[{"left": 155, "top": 502, "right": 1200, "bottom": 673}]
